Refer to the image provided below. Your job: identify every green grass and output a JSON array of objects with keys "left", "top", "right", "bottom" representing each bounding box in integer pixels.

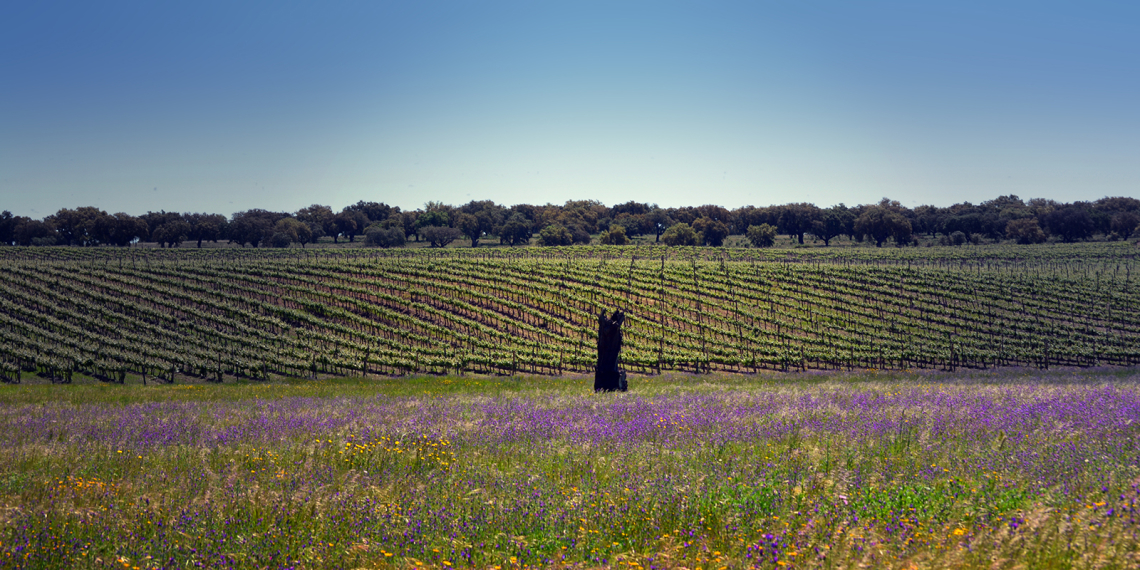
[
  {"left": 3, "top": 368, "right": 1139, "bottom": 569},
  {"left": 0, "top": 373, "right": 590, "bottom": 406}
]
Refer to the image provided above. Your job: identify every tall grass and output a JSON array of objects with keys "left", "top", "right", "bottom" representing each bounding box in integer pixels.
[{"left": 2, "top": 369, "right": 1139, "bottom": 568}]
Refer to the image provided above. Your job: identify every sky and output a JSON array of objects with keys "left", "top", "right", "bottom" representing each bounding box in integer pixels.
[{"left": 2, "top": 1, "right": 1138, "bottom": 218}]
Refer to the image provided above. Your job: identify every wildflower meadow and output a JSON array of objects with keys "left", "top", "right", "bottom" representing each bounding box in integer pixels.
[{"left": 2, "top": 368, "right": 1139, "bottom": 569}]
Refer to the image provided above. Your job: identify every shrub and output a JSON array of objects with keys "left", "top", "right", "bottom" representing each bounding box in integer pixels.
[
  {"left": 1005, "top": 218, "right": 1047, "bottom": 245},
  {"left": 693, "top": 217, "right": 729, "bottom": 246},
  {"left": 538, "top": 224, "right": 573, "bottom": 246},
  {"left": 364, "top": 226, "right": 406, "bottom": 248},
  {"left": 746, "top": 224, "right": 777, "bottom": 248},
  {"left": 569, "top": 225, "right": 592, "bottom": 245},
  {"left": 599, "top": 225, "right": 630, "bottom": 245},
  {"left": 661, "top": 223, "right": 698, "bottom": 246}
]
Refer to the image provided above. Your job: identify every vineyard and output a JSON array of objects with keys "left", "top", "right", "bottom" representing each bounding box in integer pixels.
[{"left": 1, "top": 242, "right": 1139, "bottom": 383}]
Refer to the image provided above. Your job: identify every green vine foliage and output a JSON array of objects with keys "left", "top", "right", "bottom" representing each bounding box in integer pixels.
[{"left": 0, "top": 243, "right": 1137, "bottom": 382}]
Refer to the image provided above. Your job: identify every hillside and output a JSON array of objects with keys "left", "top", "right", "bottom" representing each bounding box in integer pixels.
[{"left": 1, "top": 243, "right": 1139, "bottom": 383}]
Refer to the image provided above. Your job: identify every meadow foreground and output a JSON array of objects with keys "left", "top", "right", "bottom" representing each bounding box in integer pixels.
[{"left": 2, "top": 369, "right": 1139, "bottom": 569}]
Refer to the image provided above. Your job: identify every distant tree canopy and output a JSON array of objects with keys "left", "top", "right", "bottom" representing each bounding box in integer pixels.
[
  {"left": 599, "top": 225, "right": 630, "bottom": 246},
  {"left": 661, "top": 223, "right": 698, "bottom": 246},
  {"left": 420, "top": 225, "right": 461, "bottom": 248},
  {"left": 1005, "top": 218, "right": 1048, "bottom": 245},
  {"left": 47, "top": 207, "right": 149, "bottom": 247},
  {"left": 499, "top": 213, "right": 533, "bottom": 246},
  {"left": 538, "top": 224, "right": 574, "bottom": 246},
  {"left": 295, "top": 204, "right": 333, "bottom": 244},
  {"left": 0, "top": 211, "right": 16, "bottom": 246},
  {"left": 364, "top": 226, "right": 406, "bottom": 248},
  {"left": 692, "top": 217, "right": 729, "bottom": 247},
  {"left": 269, "top": 218, "right": 312, "bottom": 248},
  {"left": 344, "top": 201, "right": 393, "bottom": 224},
  {"left": 1042, "top": 203, "right": 1095, "bottom": 243},
  {"left": 416, "top": 210, "right": 450, "bottom": 233},
  {"left": 746, "top": 224, "right": 777, "bottom": 248},
  {"left": 152, "top": 219, "right": 191, "bottom": 248},
  {"left": 1110, "top": 211, "right": 1140, "bottom": 240},
  {"left": 811, "top": 205, "right": 854, "bottom": 247},
  {"left": 185, "top": 213, "right": 227, "bottom": 248},
  {"left": 332, "top": 210, "right": 370, "bottom": 243},
  {"left": 5, "top": 194, "right": 1139, "bottom": 248},
  {"left": 853, "top": 199, "right": 913, "bottom": 247},
  {"left": 101, "top": 213, "right": 149, "bottom": 247},
  {"left": 644, "top": 209, "right": 672, "bottom": 242},
  {"left": 776, "top": 203, "right": 820, "bottom": 245},
  {"left": 8, "top": 217, "right": 56, "bottom": 246},
  {"left": 457, "top": 213, "right": 482, "bottom": 247},
  {"left": 228, "top": 210, "right": 286, "bottom": 248},
  {"left": 0, "top": 207, "right": 147, "bottom": 247}
]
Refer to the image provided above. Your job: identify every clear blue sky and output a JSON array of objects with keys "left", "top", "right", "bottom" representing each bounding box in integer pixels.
[{"left": 3, "top": 1, "right": 1138, "bottom": 218}]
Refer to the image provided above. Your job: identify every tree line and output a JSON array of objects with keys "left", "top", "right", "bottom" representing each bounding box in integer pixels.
[{"left": 1, "top": 195, "right": 1138, "bottom": 248}]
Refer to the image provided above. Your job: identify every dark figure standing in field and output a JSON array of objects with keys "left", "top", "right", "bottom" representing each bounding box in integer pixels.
[{"left": 595, "top": 309, "right": 627, "bottom": 392}]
